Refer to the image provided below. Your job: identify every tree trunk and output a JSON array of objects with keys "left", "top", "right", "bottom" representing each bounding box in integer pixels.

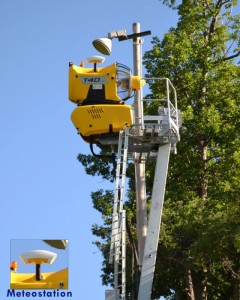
[
  {"left": 184, "top": 269, "right": 195, "bottom": 300},
  {"left": 200, "top": 142, "right": 208, "bottom": 202},
  {"left": 193, "top": 271, "right": 207, "bottom": 300}
]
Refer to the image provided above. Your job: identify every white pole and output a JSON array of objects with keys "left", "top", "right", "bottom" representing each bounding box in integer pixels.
[
  {"left": 122, "top": 210, "right": 126, "bottom": 299},
  {"left": 138, "top": 144, "right": 171, "bottom": 300},
  {"left": 133, "top": 22, "right": 147, "bottom": 267}
]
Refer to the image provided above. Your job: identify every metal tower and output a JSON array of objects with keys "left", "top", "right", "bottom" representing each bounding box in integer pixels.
[{"left": 106, "top": 77, "right": 181, "bottom": 300}]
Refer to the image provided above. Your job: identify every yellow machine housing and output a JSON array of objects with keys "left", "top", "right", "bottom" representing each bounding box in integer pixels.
[
  {"left": 71, "top": 104, "right": 133, "bottom": 143},
  {"left": 68, "top": 59, "right": 144, "bottom": 145},
  {"left": 69, "top": 63, "right": 121, "bottom": 105},
  {"left": 69, "top": 62, "right": 144, "bottom": 105}
]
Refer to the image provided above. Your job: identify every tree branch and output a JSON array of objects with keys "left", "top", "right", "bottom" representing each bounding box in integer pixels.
[
  {"left": 222, "top": 51, "right": 240, "bottom": 61},
  {"left": 207, "top": 0, "right": 221, "bottom": 42},
  {"left": 214, "top": 50, "right": 240, "bottom": 63},
  {"left": 222, "top": 258, "right": 240, "bottom": 280},
  {"left": 204, "top": 0, "right": 214, "bottom": 13},
  {"left": 222, "top": 0, "right": 231, "bottom": 5}
]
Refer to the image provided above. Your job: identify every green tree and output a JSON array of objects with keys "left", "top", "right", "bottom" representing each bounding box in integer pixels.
[
  {"left": 78, "top": 0, "right": 240, "bottom": 299},
  {"left": 143, "top": 0, "right": 240, "bottom": 299}
]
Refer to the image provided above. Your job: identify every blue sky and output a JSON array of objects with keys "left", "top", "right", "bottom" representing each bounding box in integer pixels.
[{"left": 0, "top": 0, "right": 193, "bottom": 299}]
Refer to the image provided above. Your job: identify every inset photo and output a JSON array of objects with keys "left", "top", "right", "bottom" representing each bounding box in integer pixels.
[{"left": 10, "top": 239, "right": 68, "bottom": 290}]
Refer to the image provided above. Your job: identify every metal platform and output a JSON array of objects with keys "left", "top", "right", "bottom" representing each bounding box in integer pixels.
[{"left": 98, "top": 78, "right": 181, "bottom": 162}]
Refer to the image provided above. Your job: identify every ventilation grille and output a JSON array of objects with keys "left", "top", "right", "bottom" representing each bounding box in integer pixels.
[{"left": 87, "top": 108, "right": 104, "bottom": 119}]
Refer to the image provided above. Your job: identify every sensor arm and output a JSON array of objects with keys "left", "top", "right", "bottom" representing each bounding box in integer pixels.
[{"left": 117, "top": 30, "right": 151, "bottom": 41}]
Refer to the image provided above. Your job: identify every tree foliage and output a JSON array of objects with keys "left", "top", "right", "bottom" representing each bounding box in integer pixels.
[{"left": 78, "top": 0, "right": 240, "bottom": 299}]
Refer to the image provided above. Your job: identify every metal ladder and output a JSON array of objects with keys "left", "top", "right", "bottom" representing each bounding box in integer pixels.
[{"left": 109, "top": 127, "right": 129, "bottom": 300}]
